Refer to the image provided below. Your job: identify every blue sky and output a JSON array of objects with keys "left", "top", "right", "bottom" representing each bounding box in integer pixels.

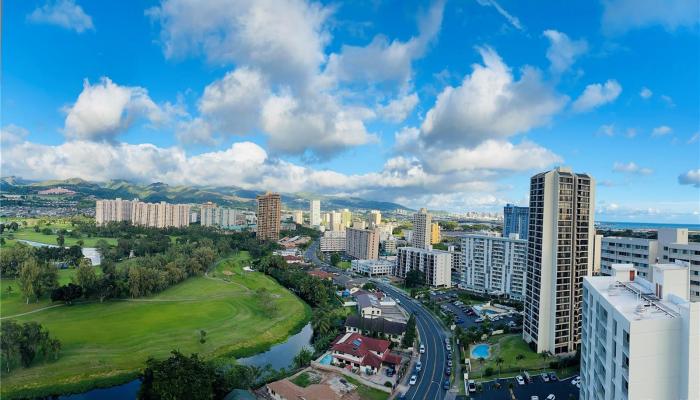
[{"left": 2, "top": 0, "right": 699, "bottom": 222}]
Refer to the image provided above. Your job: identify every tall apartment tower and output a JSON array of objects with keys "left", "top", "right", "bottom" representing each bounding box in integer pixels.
[
  {"left": 503, "top": 204, "right": 529, "bottom": 240},
  {"left": 310, "top": 199, "right": 321, "bottom": 226},
  {"left": 412, "top": 208, "right": 432, "bottom": 249},
  {"left": 256, "top": 192, "right": 281, "bottom": 241},
  {"left": 346, "top": 227, "right": 379, "bottom": 260},
  {"left": 523, "top": 167, "right": 596, "bottom": 354},
  {"left": 369, "top": 210, "right": 382, "bottom": 227}
]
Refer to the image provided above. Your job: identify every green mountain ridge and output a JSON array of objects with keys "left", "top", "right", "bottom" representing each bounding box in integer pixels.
[{"left": 0, "top": 177, "right": 412, "bottom": 212}]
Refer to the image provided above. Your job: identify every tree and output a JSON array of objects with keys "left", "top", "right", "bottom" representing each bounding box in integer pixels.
[
  {"left": 199, "top": 330, "right": 207, "bottom": 344},
  {"left": 330, "top": 252, "right": 341, "bottom": 266},
  {"left": 138, "top": 351, "right": 215, "bottom": 400},
  {"left": 1, "top": 320, "right": 22, "bottom": 372},
  {"left": 293, "top": 346, "right": 313, "bottom": 369},
  {"left": 75, "top": 258, "right": 98, "bottom": 297},
  {"left": 311, "top": 307, "right": 332, "bottom": 337},
  {"left": 77, "top": 239, "right": 85, "bottom": 247},
  {"left": 56, "top": 235, "right": 65, "bottom": 247},
  {"left": 401, "top": 313, "right": 417, "bottom": 348},
  {"left": 495, "top": 357, "right": 504, "bottom": 377},
  {"left": 18, "top": 258, "right": 42, "bottom": 303},
  {"left": 540, "top": 351, "right": 549, "bottom": 370},
  {"left": 404, "top": 269, "right": 424, "bottom": 288},
  {"left": 51, "top": 283, "right": 83, "bottom": 305},
  {"left": 33, "top": 225, "right": 40, "bottom": 233},
  {"left": 9, "top": 222, "right": 19, "bottom": 231},
  {"left": 362, "top": 282, "right": 376, "bottom": 291}
]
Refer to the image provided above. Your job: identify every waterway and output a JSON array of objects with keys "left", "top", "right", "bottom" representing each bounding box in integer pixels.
[{"left": 58, "top": 322, "right": 313, "bottom": 399}]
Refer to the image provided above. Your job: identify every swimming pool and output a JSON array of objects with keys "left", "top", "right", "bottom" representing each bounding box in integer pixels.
[
  {"left": 319, "top": 354, "right": 333, "bottom": 365},
  {"left": 471, "top": 344, "right": 491, "bottom": 359}
]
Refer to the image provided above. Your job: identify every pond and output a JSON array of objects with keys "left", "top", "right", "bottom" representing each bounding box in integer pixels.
[
  {"left": 17, "top": 240, "right": 101, "bottom": 265},
  {"left": 471, "top": 343, "right": 491, "bottom": 359},
  {"left": 58, "top": 322, "right": 313, "bottom": 399}
]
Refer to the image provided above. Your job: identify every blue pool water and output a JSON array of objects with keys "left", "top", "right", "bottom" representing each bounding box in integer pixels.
[
  {"left": 471, "top": 344, "right": 491, "bottom": 359},
  {"left": 319, "top": 354, "right": 333, "bottom": 365},
  {"left": 482, "top": 309, "right": 498, "bottom": 315}
]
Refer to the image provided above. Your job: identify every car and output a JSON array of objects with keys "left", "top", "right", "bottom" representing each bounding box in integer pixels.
[
  {"left": 446, "top": 344, "right": 452, "bottom": 351},
  {"left": 546, "top": 395, "right": 556, "bottom": 400},
  {"left": 397, "top": 393, "right": 407, "bottom": 400},
  {"left": 419, "top": 344, "right": 425, "bottom": 354},
  {"left": 445, "top": 338, "right": 450, "bottom": 344},
  {"left": 548, "top": 372, "right": 558, "bottom": 381},
  {"left": 415, "top": 361, "right": 422, "bottom": 372},
  {"left": 443, "top": 379, "right": 450, "bottom": 390},
  {"left": 455, "top": 318, "right": 463, "bottom": 323},
  {"left": 468, "top": 380, "right": 476, "bottom": 392},
  {"left": 516, "top": 375, "right": 525, "bottom": 385},
  {"left": 531, "top": 397, "right": 540, "bottom": 400},
  {"left": 447, "top": 360, "right": 452, "bottom": 367},
  {"left": 571, "top": 376, "right": 580, "bottom": 385},
  {"left": 447, "top": 351, "right": 453, "bottom": 359},
  {"left": 541, "top": 373, "right": 550, "bottom": 382},
  {"left": 445, "top": 367, "right": 451, "bottom": 375},
  {"left": 475, "top": 318, "right": 484, "bottom": 323},
  {"left": 576, "top": 382, "right": 581, "bottom": 389},
  {"left": 409, "top": 375, "right": 417, "bottom": 385}
]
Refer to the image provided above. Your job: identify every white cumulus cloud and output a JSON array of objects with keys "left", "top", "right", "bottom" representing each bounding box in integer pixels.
[
  {"left": 543, "top": 30, "right": 588, "bottom": 73},
  {"left": 64, "top": 77, "right": 166, "bottom": 141},
  {"left": 572, "top": 79, "right": 622, "bottom": 113},
  {"left": 612, "top": 161, "right": 653, "bottom": 175},
  {"left": 678, "top": 169, "right": 700, "bottom": 188},
  {"left": 420, "top": 47, "right": 567, "bottom": 147},
  {"left": 652, "top": 125, "right": 672, "bottom": 137},
  {"left": 639, "top": 87, "right": 653, "bottom": 99},
  {"left": 28, "top": 0, "right": 94, "bottom": 33}
]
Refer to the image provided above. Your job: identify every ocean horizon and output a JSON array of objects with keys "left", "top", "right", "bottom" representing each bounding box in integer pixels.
[{"left": 597, "top": 221, "right": 700, "bottom": 231}]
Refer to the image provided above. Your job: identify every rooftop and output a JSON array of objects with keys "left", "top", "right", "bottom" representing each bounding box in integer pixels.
[{"left": 585, "top": 275, "right": 685, "bottom": 321}]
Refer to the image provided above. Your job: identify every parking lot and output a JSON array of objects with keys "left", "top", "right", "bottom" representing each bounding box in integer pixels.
[
  {"left": 430, "top": 290, "right": 522, "bottom": 331},
  {"left": 469, "top": 375, "right": 580, "bottom": 399}
]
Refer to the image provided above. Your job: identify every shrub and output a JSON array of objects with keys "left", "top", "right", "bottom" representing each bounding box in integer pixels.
[
  {"left": 484, "top": 367, "right": 494, "bottom": 376},
  {"left": 384, "top": 381, "right": 393, "bottom": 387}
]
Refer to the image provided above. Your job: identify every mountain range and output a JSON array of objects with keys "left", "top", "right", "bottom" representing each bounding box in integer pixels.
[{"left": 0, "top": 176, "right": 411, "bottom": 212}]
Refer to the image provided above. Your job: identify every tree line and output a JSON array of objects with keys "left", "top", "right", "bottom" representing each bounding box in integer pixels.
[{"left": 0, "top": 321, "right": 61, "bottom": 373}]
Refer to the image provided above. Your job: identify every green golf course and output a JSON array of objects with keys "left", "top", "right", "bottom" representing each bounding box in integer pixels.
[{"left": 0, "top": 251, "right": 311, "bottom": 399}]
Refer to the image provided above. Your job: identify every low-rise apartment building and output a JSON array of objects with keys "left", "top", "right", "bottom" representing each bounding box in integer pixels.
[
  {"left": 350, "top": 259, "right": 393, "bottom": 277},
  {"left": 395, "top": 247, "right": 451, "bottom": 288},
  {"left": 599, "top": 236, "right": 658, "bottom": 278}
]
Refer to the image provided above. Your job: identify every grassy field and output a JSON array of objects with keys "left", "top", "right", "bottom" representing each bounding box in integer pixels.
[
  {"left": 0, "top": 220, "right": 118, "bottom": 248},
  {"left": 0, "top": 252, "right": 311, "bottom": 399},
  {"left": 337, "top": 261, "right": 351, "bottom": 270}
]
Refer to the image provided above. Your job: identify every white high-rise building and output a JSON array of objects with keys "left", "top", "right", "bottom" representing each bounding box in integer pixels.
[
  {"left": 310, "top": 199, "right": 321, "bottom": 226},
  {"left": 460, "top": 234, "right": 527, "bottom": 300},
  {"left": 411, "top": 208, "right": 432, "bottom": 249},
  {"left": 600, "top": 237, "right": 658, "bottom": 278},
  {"left": 95, "top": 198, "right": 133, "bottom": 225},
  {"left": 523, "top": 167, "right": 595, "bottom": 354},
  {"left": 395, "top": 247, "right": 452, "bottom": 288},
  {"left": 660, "top": 228, "right": 700, "bottom": 302},
  {"left": 581, "top": 263, "right": 700, "bottom": 400}
]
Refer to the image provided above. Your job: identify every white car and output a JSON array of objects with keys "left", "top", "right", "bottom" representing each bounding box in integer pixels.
[
  {"left": 415, "top": 361, "right": 422, "bottom": 372},
  {"left": 419, "top": 344, "right": 425, "bottom": 354},
  {"left": 531, "top": 396, "right": 539, "bottom": 400},
  {"left": 446, "top": 344, "right": 452, "bottom": 351},
  {"left": 516, "top": 375, "right": 525, "bottom": 385},
  {"left": 541, "top": 373, "right": 550, "bottom": 382},
  {"left": 546, "top": 395, "right": 556, "bottom": 400},
  {"left": 475, "top": 318, "right": 484, "bottom": 323},
  {"left": 468, "top": 380, "right": 476, "bottom": 393},
  {"left": 571, "top": 376, "right": 580, "bottom": 385},
  {"left": 409, "top": 375, "right": 417, "bottom": 385}
]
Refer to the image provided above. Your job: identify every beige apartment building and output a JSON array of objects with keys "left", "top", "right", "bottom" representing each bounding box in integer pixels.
[
  {"left": 346, "top": 227, "right": 379, "bottom": 260},
  {"left": 412, "top": 208, "right": 432, "bottom": 249},
  {"left": 256, "top": 192, "right": 281, "bottom": 241},
  {"left": 96, "top": 198, "right": 190, "bottom": 228}
]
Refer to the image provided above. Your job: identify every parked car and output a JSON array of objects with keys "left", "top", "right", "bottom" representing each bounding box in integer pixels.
[
  {"left": 446, "top": 344, "right": 452, "bottom": 351},
  {"left": 531, "top": 397, "right": 539, "bottom": 400},
  {"left": 419, "top": 344, "right": 425, "bottom": 354},
  {"left": 444, "top": 338, "right": 450, "bottom": 344},
  {"left": 571, "top": 376, "right": 580, "bottom": 385},
  {"left": 548, "top": 372, "right": 558, "bottom": 381},
  {"left": 447, "top": 360, "right": 452, "bottom": 367},
  {"left": 516, "top": 375, "right": 525, "bottom": 385},
  {"left": 445, "top": 367, "right": 451, "bottom": 375},
  {"left": 409, "top": 375, "right": 417, "bottom": 385},
  {"left": 546, "top": 395, "right": 556, "bottom": 400},
  {"left": 475, "top": 318, "right": 484, "bottom": 323},
  {"left": 468, "top": 380, "right": 476, "bottom": 393},
  {"left": 415, "top": 361, "right": 422, "bottom": 372},
  {"left": 443, "top": 379, "right": 450, "bottom": 390},
  {"left": 541, "top": 373, "right": 550, "bottom": 382}
]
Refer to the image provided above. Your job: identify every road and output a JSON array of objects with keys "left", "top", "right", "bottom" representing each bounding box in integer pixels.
[
  {"left": 379, "top": 283, "right": 450, "bottom": 400},
  {"left": 304, "top": 239, "right": 451, "bottom": 400}
]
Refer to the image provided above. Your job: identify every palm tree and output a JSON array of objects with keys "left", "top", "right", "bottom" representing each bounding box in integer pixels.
[
  {"left": 478, "top": 357, "right": 485, "bottom": 378},
  {"left": 515, "top": 353, "right": 525, "bottom": 370},
  {"left": 495, "top": 357, "right": 504, "bottom": 377},
  {"left": 540, "top": 351, "right": 548, "bottom": 370}
]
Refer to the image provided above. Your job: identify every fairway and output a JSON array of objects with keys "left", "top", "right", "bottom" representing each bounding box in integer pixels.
[{"left": 0, "top": 252, "right": 311, "bottom": 398}]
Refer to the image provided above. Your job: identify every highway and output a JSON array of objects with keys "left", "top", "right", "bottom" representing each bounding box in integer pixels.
[{"left": 303, "top": 239, "right": 451, "bottom": 400}]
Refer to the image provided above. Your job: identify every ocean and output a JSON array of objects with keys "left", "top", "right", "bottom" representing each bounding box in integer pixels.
[{"left": 597, "top": 221, "right": 700, "bottom": 231}]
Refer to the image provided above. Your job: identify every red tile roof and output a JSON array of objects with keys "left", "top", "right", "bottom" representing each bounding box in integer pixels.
[{"left": 331, "top": 333, "right": 390, "bottom": 359}]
